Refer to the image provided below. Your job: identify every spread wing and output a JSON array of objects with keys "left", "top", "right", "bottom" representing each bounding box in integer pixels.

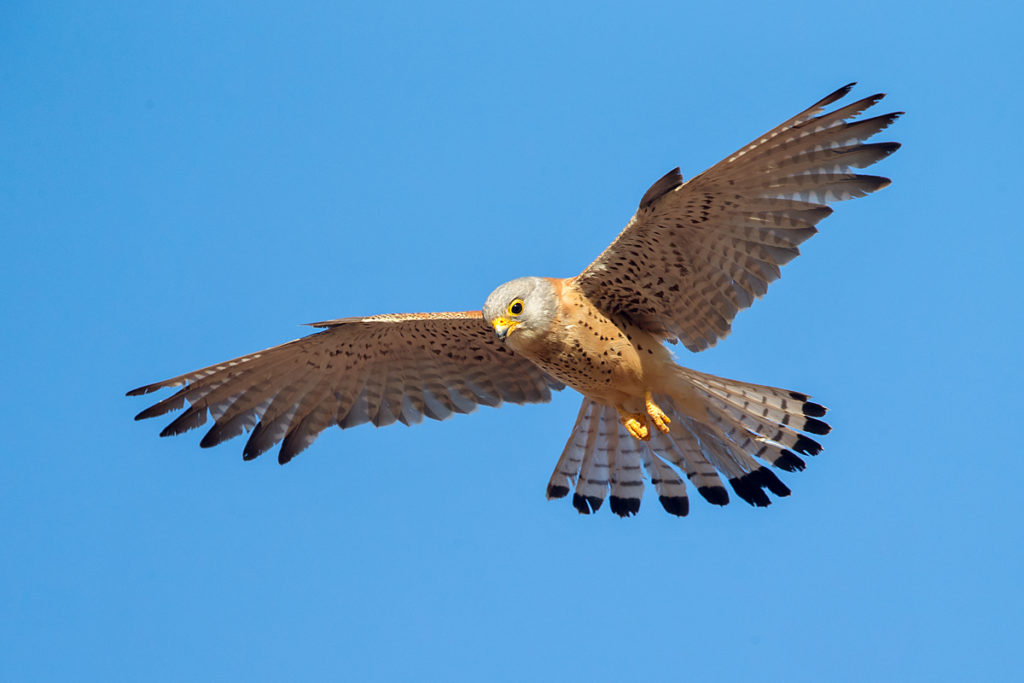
[
  {"left": 128, "top": 311, "right": 564, "bottom": 464},
  {"left": 573, "top": 83, "right": 901, "bottom": 352}
]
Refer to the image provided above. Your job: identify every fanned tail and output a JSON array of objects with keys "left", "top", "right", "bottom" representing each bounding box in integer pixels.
[{"left": 547, "top": 367, "right": 830, "bottom": 517}]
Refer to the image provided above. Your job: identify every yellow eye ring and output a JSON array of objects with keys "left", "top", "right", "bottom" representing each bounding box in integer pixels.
[{"left": 507, "top": 299, "right": 524, "bottom": 316}]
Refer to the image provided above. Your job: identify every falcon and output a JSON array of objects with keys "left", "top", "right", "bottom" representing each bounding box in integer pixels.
[{"left": 129, "top": 83, "right": 901, "bottom": 517}]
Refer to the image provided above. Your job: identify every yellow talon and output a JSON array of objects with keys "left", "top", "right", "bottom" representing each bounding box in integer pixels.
[
  {"left": 617, "top": 407, "right": 651, "bottom": 441},
  {"left": 624, "top": 416, "right": 650, "bottom": 441},
  {"left": 645, "top": 391, "right": 672, "bottom": 434}
]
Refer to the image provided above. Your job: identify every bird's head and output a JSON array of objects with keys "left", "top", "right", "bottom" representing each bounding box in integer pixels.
[{"left": 482, "top": 276, "right": 558, "bottom": 350}]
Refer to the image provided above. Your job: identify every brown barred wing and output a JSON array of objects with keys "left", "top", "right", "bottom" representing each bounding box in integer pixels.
[
  {"left": 573, "top": 83, "right": 901, "bottom": 352},
  {"left": 128, "top": 311, "right": 564, "bottom": 464}
]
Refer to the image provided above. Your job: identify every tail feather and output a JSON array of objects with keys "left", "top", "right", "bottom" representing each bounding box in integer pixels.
[
  {"left": 548, "top": 399, "right": 721, "bottom": 515},
  {"left": 699, "top": 389, "right": 825, "bottom": 455},
  {"left": 699, "top": 380, "right": 830, "bottom": 435},
  {"left": 640, "top": 447, "right": 689, "bottom": 516},
  {"left": 549, "top": 366, "right": 829, "bottom": 516},
  {"left": 546, "top": 399, "right": 596, "bottom": 500},
  {"left": 606, "top": 424, "right": 645, "bottom": 517},
  {"left": 572, "top": 404, "right": 615, "bottom": 514},
  {"left": 683, "top": 419, "right": 789, "bottom": 507},
  {"left": 681, "top": 367, "right": 829, "bottom": 426},
  {"left": 704, "top": 407, "right": 808, "bottom": 473},
  {"left": 650, "top": 421, "right": 730, "bottom": 505}
]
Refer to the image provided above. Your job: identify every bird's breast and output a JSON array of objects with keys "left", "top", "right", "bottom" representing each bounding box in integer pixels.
[{"left": 511, "top": 288, "right": 667, "bottom": 404}]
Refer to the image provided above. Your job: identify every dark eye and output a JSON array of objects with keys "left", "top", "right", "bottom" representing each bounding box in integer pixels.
[{"left": 508, "top": 299, "right": 524, "bottom": 316}]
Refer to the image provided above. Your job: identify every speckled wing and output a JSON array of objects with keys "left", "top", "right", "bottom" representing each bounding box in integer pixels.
[
  {"left": 573, "top": 83, "right": 901, "bottom": 352},
  {"left": 128, "top": 311, "right": 564, "bottom": 464}
]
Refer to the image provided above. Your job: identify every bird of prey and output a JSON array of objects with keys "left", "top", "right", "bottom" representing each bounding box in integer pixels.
[{"left": 129, "top": 83, "right": 900, "bottom": 517}]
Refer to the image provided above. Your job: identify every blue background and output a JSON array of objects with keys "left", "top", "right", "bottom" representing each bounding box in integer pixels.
[{"left": 3, "top": 2, "right": 1021, "bottom": 681}]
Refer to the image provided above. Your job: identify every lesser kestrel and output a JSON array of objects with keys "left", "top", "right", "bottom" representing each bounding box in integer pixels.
[{"left": 129, "top": 83, "right": 900, "bottom": 517}]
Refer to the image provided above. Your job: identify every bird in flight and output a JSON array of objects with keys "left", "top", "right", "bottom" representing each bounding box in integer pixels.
[{"left": 129, "top": 83, "right": 900, "bottom": 517}]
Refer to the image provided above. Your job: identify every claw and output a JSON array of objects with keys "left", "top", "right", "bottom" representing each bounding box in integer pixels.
[
  {"left": 617, "top": 408, "right": 651, "bottom": 441},
  {"left": 624, "top": 416, "right": 650, "bottom": 441},
  {"left": 645, "top": 391, "right": 672, "bottom": 434}
]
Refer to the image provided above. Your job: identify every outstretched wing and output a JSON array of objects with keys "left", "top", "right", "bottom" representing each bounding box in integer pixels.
[
  {"left": 573, "top": 83, "right": 901, "bottom": 352},
  {"left": 128, "top": 311, "right": 564, "bottom": 464}
]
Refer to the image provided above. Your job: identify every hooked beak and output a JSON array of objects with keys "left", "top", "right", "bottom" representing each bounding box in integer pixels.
[{"left": 491, "top": 317, "right": 518, "bottom": 341}]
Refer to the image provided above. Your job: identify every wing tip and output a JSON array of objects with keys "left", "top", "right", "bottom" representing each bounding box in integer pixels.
[
  {"left": 158, "top": 408, "right": 206, "bottom": 438},
  {"left": 828, "top": 82, "right": 857, "bottom": 102},
  {"left": 638, "top": 167, "right": 683, "bottom": 209},
  {"left": 126, "top": 382, "right": 170, "bottom": 397},
  {"left": 860, "top": 174, "right": 893, "bottom": 193},
  {"left": 134, "top": 396, "right": 184, "bottom": 421}
]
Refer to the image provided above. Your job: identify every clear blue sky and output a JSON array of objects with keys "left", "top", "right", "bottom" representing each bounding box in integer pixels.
[{"left": 3, "top": 2, "right": 1021, "bottom": 681}]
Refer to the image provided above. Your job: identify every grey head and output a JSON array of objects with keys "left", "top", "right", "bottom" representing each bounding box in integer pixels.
[{"left": 481, "top": 276, "right": 558, "bottom": 349}]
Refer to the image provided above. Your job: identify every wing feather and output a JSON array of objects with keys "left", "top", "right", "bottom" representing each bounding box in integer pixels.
[
  {"left": 573, "top": 84, "right": 901, "bottom": 351},
  {"left": 129, "top": 311, "right": 564, "bottom": 462}
]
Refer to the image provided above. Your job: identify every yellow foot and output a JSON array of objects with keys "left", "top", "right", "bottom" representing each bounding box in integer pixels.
[
  {"left": 645, "top": 391, "right": 672, "bottom": 434},
  {"left": 617, "top": 408, "right": 651, "bottom": 441}
]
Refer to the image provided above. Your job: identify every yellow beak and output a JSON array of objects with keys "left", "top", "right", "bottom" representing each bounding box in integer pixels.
[{"left": 491, "top": 317, "right": 519, "bottom": 341}]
